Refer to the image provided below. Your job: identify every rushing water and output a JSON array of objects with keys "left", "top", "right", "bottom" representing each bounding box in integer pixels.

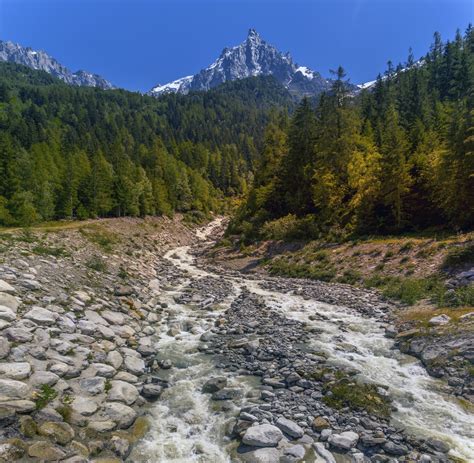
[{"left": 130, "top": 220, "right": 474, "bottom": 462}]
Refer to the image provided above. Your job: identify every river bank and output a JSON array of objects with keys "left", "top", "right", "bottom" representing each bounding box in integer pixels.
[{"left": 0, "top": 217, "right": 472, "bottom": 462}]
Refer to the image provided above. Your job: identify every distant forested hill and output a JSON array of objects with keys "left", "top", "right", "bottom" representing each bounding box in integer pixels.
[
  {"left": 230, "top": 27, "right": 474, "bottom": 241},
  {"left": 0, "top": 64, "right": 293, "bottom": 225}
]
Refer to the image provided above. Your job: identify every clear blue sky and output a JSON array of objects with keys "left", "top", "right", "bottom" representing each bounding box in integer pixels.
[{"left": 0, "top": 0, "right": 472, "bottom": 92}]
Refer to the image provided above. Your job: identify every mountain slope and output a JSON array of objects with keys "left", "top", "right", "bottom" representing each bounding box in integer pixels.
[
  {"left": 0, "top": 39, "right": 114, "bottom": 89},
  {"left": 149, "top": 29, "right": 332, "bottom": 98}
]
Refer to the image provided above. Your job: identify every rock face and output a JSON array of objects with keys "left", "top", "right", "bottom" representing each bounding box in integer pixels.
[
  {"left": 0, "top": 39, "right": 114, "bottom": 89},
  {"left": 149, "top": 29, "right": 337, "bottom": 98}
]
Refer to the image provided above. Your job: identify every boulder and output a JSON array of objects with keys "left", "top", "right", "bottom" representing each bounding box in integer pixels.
[
  {"left": 103, "top": 402, "right": 137, "bottom": 429},
  {"left": 38, "top": 421, "right": 75, "bottom": 445},
  {"left": 0, "top": 378, "right": 30, "bottom": 399},
  {"left": 24, "top": 307, "right": 58, "bottom": 325},
  {"left": 106, "top": 350, "right": 124, "bottom": 369},
  {"left": 107, "top": 380, "right": 139, "bottom": 405},
  {"left": 202, "top": 377, "right": 227, "bottom": 393},
  {"left": 328, "top": 431, "right": 359, "bottom": 450},
  {"left": 429, "top": 314, "right": 451, "bottom": 326},
  {"left": 0, "top": 305, "right": 16, "bottom": 321},
  {"left": 0, "top": 280, "right": 15, "bottom": 294},
  {"left": 242, "top": 424, "right": 283, "bottom": 447},
  {"left": 71, "top": 396, "right": 98, "bottom": 416},
  {"left": 312, "top": 416, "right": 330, "bottom": 431},
  {"left": 0, "top": 338, "right": 11, "bottom": 359},
  {"left": 5, "top": 327, "right": 33, "bottom": 343},
  {"left": 275, "top": 417, "right": 304, "bottom": 438},
  {"left": 28, "top": 441, "right": 66, "bottom": 460},
  {"left": 0, "top": 362, "right": 32, "bottom": 380},
  {"left": 0, "top": 292, "right": 19, "bottom": 311},
  {"left": 313, "top": 443, "right": 336, "bottom": 463},
  {"left": 79, "top": 377, "right": 106, "bottom": 395},
  {"left": 240, "top": 447, "right": 281, "bottom": 463},
  {"left": 123, "top": 355, "right": 145, "bottom": 375}
]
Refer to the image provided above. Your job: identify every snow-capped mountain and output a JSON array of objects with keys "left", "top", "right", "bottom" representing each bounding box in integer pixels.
[
  {"left": 0, "top": 40, "right": 114, "bottom": 89},
  {"left": 149, "top": 29, "right": 332, "bottom": 98}
]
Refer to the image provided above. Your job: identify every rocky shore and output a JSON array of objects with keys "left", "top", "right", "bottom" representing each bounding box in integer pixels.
[{"left": 0, "top": 217, "right": 471, "bottom": 462}]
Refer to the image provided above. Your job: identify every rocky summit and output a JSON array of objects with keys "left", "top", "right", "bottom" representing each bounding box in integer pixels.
[
  {"left": 0, "top": 40, "right": 114, "bottom": 89},
  {"left": 149, "top": 29, "right": 336, "bottom": 98}
]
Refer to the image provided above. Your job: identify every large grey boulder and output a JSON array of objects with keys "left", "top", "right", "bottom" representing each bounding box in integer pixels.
[
  {"left": 103, "top": 402, "right": 137, "bottom": 429},
  {"left": 0, "top": 305, "right": 16, "bottom": 321},
  {"left": 0, "top": 280, "right": 15, "bottom": 294},
  {"left": 242, "top": 424, "right": 284, "bottom": 447},
  {"left": 24, "top": 307, "right": 58, "bottom": 325},
  {"left": 0, "top": 362, "right": 32, "bottom": 380},
  {"left": 275, "top": 417, "right": 304, "bottom": 438},
  {"left": 328, "top": 431, "right": 359, "bottom": 450},
  {"left": 123, "top": 355, "right": 145, "bottom": 375},
  {"left": 240, "top": 447, "right": 281, "bottom": 463},
  {"left": 107, "top": 380, "right": 139, "bottom": 405},
  {"left": 5, "top": 327, "right": 33, "bottom": 343},
  {"left": 0, "top": 378, "right": 30, "bottom": 399},
  {"left": 0, "top": 292, "right": 19, "bottom": 311}
]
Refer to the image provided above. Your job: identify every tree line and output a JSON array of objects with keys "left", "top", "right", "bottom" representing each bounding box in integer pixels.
[
  {"left": 0, "top": 65, "right": 293, "bottom": 226},
  {"left": 230, "top": 27, "right": 474, "bottom": 241}
]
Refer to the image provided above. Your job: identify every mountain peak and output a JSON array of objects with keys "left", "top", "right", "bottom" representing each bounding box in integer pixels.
[{"left": 149, "top": 29, "right": 333, "bottom": 98}]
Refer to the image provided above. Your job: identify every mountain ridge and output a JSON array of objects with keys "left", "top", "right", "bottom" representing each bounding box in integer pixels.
[{"left": 0, "top": 39, "right": 114, "bottom": 89}]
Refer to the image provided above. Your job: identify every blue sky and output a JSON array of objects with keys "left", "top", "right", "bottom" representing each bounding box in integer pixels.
[{"left": 0, "top": 0, "right": 472, "bottom": 92}]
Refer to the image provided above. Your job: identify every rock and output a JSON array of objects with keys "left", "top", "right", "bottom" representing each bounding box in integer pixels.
[
  {"left": 71, "top": 396, "right": 99, "bottom": 416},
  {"left": 0, "top": 440, "right": 25, "bottom": 460},
  {"left": 429, "top": 314, "right": 451, "bottom": 326},
  {"left": 202, "top": 377, "right": 227, "bottom": 393},
  {"left": 0, "top": 305, "right": 16, "bottom": 321},
  {"left": 0, "top": 362, "right": 32, "bottom": 380},
  {"left": 281, "top": 444, "right": 305, "bottom": 463},
  {"left": 240, "top": 447, "right": 281, "bottom": 463},
  {"left": 92, "top": 363, "right": 116, "bottom": 378},
  {"left": 275, "top": 417, "right": 304, "bottom": 438},
  {"left": 328, "top": 431, "right": 359, "bottom": 450},
  {"left": 49, "top": 362, "right": 69, "bottom": 377},
  {"left": 242, "top": 423, "right": 284, "bottom": 447},
  {"left": 382, "top": 441, "right": 409, "bottom": 455},
  {"left": 312, "top": 416, "right": 330, "bottom": 431},
  {"left": 79, "top": 377, "right": 106, "bottom": 395},
  {"left": 2, "top": 399, "right": 35, "bottom": 413},
  {"left": 110, "top": 435, "right": 130, "bottom": 458},
  {"left": 78, "top": 319, "right": 97, "bottom": 335},
  {"left": 123, "top": 355, "right": 146, "bottom": 375},
  {"left": 87, "top": 420, "right": 116, "bottom": 433},
  {"left": 20, "top": 279, "right": 41, "bottom": 290},
  {"left": 5, "top": 327, "right": 33, "bottom": 343},
  {"left": 74, "top": 291, "right": 91, "bottom": 303},
  {"left": 114, "top": 286, "right": 134, "bottom": 296},
  {"left": 28, "top": 441, "right": 66, "bottom": 460},
  {"left": 38, "top": 421, "right": 75, "bottom": 445},
  {"left": 0, "top": 292, "right": 19, "bottom": 311},
  {"left": 103, "top": 402, "right": 137, "bottom": 429},
  {"left": 107, "top": 380, "right": 139, "bottom": 405},
  {"left": 0, "top": 338, "right": 11, "bottom": 359},
  {"left": 141, "top": 384, "right": 163, "bottom": 400},
  {"left": 0, "top": 378, "right": 30, "bottom": 399},
  {"left": 313, "top": 443, "right": 336, "bottom": 463},
  {"left": 427, "top": 438, "right": 450, "bottom": 453},
  {"left": 19, "top": 415, "right": 37, "bottom": 437},
  {"left": 24, "top": 306, "right": 58, "bottom": 325},
  {"left": 0, "top": 280, "right": 15, "bottom": 294},
  {"left": 107, "top": 350, "right": 123, "bottom": 369},
  {"left": 211, "top": 387, "right": 243, "bottom": 400},
  {"left": 102, "top": 310, "right": 125, "bottom": 325}
]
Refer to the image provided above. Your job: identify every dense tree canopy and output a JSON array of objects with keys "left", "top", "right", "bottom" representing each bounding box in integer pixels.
[
  {"left": 0, "top": 66, "right": 293, "bottom": 225},
  {"left": 231, "top": 26, "right": 474, "bottom": 240}
]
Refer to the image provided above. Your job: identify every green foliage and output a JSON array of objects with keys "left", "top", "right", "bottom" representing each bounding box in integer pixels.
[
  {"left": 323, "top": 379, "right": 391, "bottom": 418},
  {"left": 268, "top": 257, "right": 336, "bottom": 282},
  {"left": 232, "top": 27, "right": 474, "bottom": 241},
  {"left": 261, "top": 214, "right": 319, "bottom": 240},
  {"left": 442, "top": 243, "right": 474, "bottom": 269},
  {"left": 34, "top": 384, "right": 58, "bottom": 410},
  {"left": 0, "top": 62, "right": 293, "bottom": 224},
  {"left": 32, "top": 245, "right": 69, "bottom": 257},
  {"left": 86, "top": 255, "right": 108, "bottom": 272},
  {"left": 79, "top": 226, "right": 119, "bottom": 252}
]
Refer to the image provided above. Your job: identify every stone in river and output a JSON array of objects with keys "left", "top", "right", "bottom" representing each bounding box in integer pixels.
[{"left": 242, "top": 424, "right": 283, "bottom": 447}]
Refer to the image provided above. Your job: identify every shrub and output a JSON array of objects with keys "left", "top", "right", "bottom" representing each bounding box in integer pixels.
[
  {"left": 32, "top": 245, "right": 69, "bottom": 257},
  {"left": 261, "top": 214, "right": 318, "bottom": 241},
  {"left": 86, "top": 256, "right": 107, "bottom": 272},
  {"left": 442, "top": 243, "right": 474, "bottom": 270},
  {"left": 79, "top": 226, "right": 119, "bottom": 252},
  {"left": 34, "top": 384, "right": 57, "bottom": 410}
]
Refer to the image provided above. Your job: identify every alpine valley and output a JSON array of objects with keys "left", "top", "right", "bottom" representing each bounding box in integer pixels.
[{"left": 0, "top": 20, "right": 472, "bottom": 463}]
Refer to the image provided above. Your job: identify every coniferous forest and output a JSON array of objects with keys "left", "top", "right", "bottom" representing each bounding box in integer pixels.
[
  {"left": 230, "top": 27, "right": 474, "bottom": 240},
  {"left": 1, "top": 28, "right": 473, "bottom": 237}
]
